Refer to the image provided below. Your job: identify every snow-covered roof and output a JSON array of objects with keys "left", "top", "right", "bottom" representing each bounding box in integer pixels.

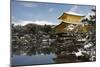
[{"left": 65, "top": 11, "right": 84, "bottom": 17}]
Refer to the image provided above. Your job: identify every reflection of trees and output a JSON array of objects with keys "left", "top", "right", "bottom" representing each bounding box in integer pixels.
[
  {"left": 12, "top": 41, "right": 53, "bottom": 56},
  {"left": 12, "top": 8, "right": 96, "bottom": 63},
  {"left": 54, "top": 33, "right": 82, "bottom": 62}
]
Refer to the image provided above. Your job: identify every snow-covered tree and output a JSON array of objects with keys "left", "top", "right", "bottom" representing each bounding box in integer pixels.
[{"left": 80, "top": 8, "right": 96, "bottom": 61}]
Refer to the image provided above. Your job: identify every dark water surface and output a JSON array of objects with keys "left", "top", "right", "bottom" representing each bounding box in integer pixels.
[
  {"left": 12, "top": 41, "right": 58, "bottom": 66},
  {"left": 11, "top": 40, "right": 91, "bottom": 66}
]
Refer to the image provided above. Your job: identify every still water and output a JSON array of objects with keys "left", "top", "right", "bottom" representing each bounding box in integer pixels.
[
  {"left": 12, "top": 53, "right": 56, "bottom": 66},
  {"left": 11, "top": 41, "right": 84, "bottom": 66},
  {"left": 11, "top": 41, "right": 57, "bottom": 66}
]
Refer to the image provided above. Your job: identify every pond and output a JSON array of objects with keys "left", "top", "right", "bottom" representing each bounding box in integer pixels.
[
  {"left": 12, "top": 53, "right": 56, "bottom": 66},
  {"left": 11, "top": 40, "right": 90, "bottom": 66}
]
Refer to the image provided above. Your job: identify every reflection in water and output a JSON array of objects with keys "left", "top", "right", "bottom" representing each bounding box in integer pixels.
[
  {"left": 12, "top": 41, "right": 55, "bottom": 56},
  {"left": 12, "top": 32, "right": 95, "bottom": 65},
  {"left": 12, "top": 41, "right": 57, "bottom": 66},
  {"left": 12, "top": 39, "right": 92, "bottom": 66}
]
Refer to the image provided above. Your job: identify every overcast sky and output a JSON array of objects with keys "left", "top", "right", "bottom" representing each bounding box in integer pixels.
[{"left": 11, "top": 0, "right": 95, "bottom": 25}]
